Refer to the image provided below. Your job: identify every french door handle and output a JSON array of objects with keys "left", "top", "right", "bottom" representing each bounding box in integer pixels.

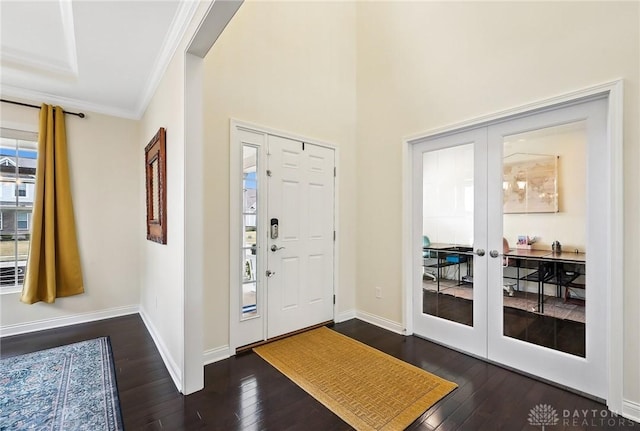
[
  {"left": 475, "top": 249, "right": 485, "bottom": 257},
  {"left": 266, "top": 270, "right": 276, "bottom": 277},
  {"left": 489, "top": 250, "right": 500, "bottom": 258},
  {"left": 270, "top": 245, "right": 285, "bottom": 252}
]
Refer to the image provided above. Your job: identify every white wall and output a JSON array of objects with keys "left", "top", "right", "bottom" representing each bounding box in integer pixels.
[
  {"left": 0, "top": 102, "right": 140, "bottom": 333},
  {"left": 421, "top": 129, "right": 586, "bottom": 250},
  {"left": 356, "top": 1, "right": 639, "bottom": 406},
  {"left": 422, "top": 144, "right": 474, "bottom": 245},
  {"left": 504, "top": 126, "right": 587, "bottom": 251},
  {"left": 202, "top": 0, "right": 358, "bottom": 352}
]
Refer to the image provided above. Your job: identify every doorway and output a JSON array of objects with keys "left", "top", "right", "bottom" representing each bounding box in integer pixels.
[
  {"left": 409, "top": 94, "right": 612, "bottom": 399},
  {"left": 230, "top": 121, "right": 336, "bottom": 351}
]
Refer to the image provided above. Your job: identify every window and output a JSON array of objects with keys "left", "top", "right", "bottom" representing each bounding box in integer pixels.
[
  {"left": 17, "top": 212, "right": 29, "bottom": 230},
  {"left": 15, "top": 183, "right": 26, "bottom": 197},
  {"left": 0, "top": 128, "right": 37, "bottom": 288}
]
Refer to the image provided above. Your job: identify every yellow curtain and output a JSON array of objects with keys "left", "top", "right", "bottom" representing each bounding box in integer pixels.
[{"left": 21, "top": 104, "right": 84, "bottom": 304}]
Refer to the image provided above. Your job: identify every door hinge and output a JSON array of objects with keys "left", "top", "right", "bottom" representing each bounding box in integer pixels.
[
  {"left": 302, "top": 142, "right": 305, "bottom": 151},
  {"left": 333, "top": 231, "right": 336, "bottom": 241},
  {"left": 266, "top": 169, "right": 272, "bottom": 177},
  {"left": 333, "top": 294, "right": 336, "bottom": 304},
  {"left": 334, "top": 167, "right": 336, "bottom": 177}
]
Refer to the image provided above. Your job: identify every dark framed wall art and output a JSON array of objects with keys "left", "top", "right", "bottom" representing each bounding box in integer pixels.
[{"left": 145, "top": 127, "right": 167, "bottom": 244}]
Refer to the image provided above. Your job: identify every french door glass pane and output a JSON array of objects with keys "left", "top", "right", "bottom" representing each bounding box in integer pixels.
[
  {"left": 502, "top": 121, "right": 586, "bottom": 357},
  {"left": 422, "top": 143, "right": 474, "bottom": 326},
  {"left": 242, "top": 145, "right": 258, "bottom": 319}
]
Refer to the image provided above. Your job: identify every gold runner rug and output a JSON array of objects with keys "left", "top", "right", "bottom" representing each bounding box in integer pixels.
[{"left": 254, "top": 327, "right": 457, "bottom": 431}]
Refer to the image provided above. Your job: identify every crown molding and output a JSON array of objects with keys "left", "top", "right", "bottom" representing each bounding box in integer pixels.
[
  {"left": 134, "top": 0, "right": 200, "bottom": 119},
  {"left": 0, "top": 84, "right": 139, "bottom": 120}
]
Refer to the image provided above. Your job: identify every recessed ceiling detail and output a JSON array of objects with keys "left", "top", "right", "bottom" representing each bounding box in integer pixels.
[
  {"left": 0, "top": 1, "right": 199, "bottom": 119},
  {"left": 1, "top": 1, "right": 78, "bottom": 79}
]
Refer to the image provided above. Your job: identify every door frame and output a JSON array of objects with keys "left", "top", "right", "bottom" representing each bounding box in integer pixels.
[
  {"left": 401, "top": 80, "right": 624, "bottom": 410},
  {"left": 229, "top": 119, "right": 340, "bottom": 352}
]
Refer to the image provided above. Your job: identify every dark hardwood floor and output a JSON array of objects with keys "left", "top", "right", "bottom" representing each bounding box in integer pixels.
[
  {"left": 424, "top": 291, "right": 586, "bottom": 357},
  {"left": 1, "top": 314, "right": 637, "bottom": 430}
]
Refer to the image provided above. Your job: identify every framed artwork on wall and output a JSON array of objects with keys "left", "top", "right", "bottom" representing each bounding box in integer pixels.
[
  {"left": 503, "top": 153, "right": 559, "bottom": 214},
  {"left": 145, "top": 127, "right": 167, "bottom": 244}
]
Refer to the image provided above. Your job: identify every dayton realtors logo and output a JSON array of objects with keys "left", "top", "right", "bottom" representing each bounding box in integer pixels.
[
  {"left": 528, "top": 404, "right": 559, "bottom": 430},
  {"left": 528, "top": 404, "right": 637, "bottom": 429}
]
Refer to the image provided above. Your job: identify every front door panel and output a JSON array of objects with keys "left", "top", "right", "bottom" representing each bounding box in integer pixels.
[{"left": 267, "top": 135, "right": 335, "bottom": 338}]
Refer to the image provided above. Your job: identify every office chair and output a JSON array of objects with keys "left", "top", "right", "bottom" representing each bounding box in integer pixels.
[
  {"left": 502, "top": 237, "right": 515, "bottom": 296},
  {"left": 423, "top": 236, "right": 437, "bottom": 281}
]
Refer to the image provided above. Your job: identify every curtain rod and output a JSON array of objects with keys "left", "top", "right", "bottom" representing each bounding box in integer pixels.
[{"left": 1, "top": 99, "right": 86, "bottom": 119}]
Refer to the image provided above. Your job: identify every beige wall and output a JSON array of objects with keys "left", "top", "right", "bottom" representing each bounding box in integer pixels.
[
  {"left": 137, "top": 2, "right": 213, "bottom": 391},
  {"left": 356, "top": 0, "right": 639, "bottom": 405},
  {"left": 202, "top": 0, "right": 358, "bottom": 351},
  {"left": 138, "top": 12, "right": 203, "bottom": 380},
  {"left": 138, "top": 44, "right": 186, "bottom": 375},
  {"left": 0, "top": 103, "right": 140, "bottom": 330}
]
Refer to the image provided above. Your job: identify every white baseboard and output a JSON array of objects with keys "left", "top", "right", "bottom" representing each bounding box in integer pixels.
[
  {"left": 203, "top": 345, "right": 230, "bottom": 365},
  {"left": 0, "top": 305, "right": 139, "bottom": 338},
  {"left": 335, "top": 309, "right": 356, "bottom": 323},
  {"left": 355, "top": 310, "right": 405, "bottom": 335},
  {"left": 139, "top": 307, "right": 182, "bottom": 393},
  {"left": 623, "top": 399, "right": 640, "bottom": 423}
]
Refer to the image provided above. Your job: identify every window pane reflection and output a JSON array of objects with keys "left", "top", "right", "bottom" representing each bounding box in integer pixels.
[
  {"left": 422, "top": 143, "right": 474, "bottom": 327},
  {"left": 242, "top": 145, "right": 258, "bottom": 318},
  {"left": 502, "top": 122, "right": 586, "bottom": 357}
]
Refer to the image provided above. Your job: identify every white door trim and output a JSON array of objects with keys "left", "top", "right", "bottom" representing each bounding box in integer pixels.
[
  {"left": 229, "top": 119, "right": 340, "bottom": 352},
  {"left": 402, "top": 79, "right": 624, "bottom": 411}
]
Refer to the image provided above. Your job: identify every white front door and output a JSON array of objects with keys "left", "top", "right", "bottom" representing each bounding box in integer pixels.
[
  {"left": 412, "top": 95, "right": 609, "bottom": 398},
  {"left": 266, "top": 135, "right": 335, "bottom": 338},
  {"left": 231, "top": 123, "right": 337, "bottom": 351},
  {"left": 267, "top": 135, "right": 335, "bottom": 338}
]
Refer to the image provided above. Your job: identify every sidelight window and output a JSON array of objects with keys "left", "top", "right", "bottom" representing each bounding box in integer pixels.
[{"left": 241, "top": 145, "right": 258, "bottom": 318}]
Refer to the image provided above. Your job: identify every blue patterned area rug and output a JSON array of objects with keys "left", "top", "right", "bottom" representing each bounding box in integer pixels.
[{"left": 0, "top": 337, "right": 124, "bottom": 430}]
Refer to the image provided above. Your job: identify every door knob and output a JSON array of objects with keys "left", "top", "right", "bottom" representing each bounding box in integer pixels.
[
  {"left": 270, "top": 245, "right": 285, "bottom": 252},
  {"left": 489, "top": 250, "right": 500, "bottom": 258},
  {"left": 266, "top": 270, "right": 276, "bottom": 277},
  {"left": 475, "top": 249, "right": 485, "bottom": 256}
]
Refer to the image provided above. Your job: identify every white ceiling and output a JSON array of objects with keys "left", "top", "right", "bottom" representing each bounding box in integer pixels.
[{"left": 0, "top": 0, "right": 199, "bottom": 119}]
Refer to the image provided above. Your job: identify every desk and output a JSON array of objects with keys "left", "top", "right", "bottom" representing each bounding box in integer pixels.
[
  {"left": 539, "top": 251, "right": 587, "bottom": 306},
  {"left": 423, "top": 243, "right": 474, "bottom": 292},
  {"left": 504, "top": 249, "right": 586, "bottom": 313},
  {"left": 423, "top": 246, "right": 586, "bottom": 314}
]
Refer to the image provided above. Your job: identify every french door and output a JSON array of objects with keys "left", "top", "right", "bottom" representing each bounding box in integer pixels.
[
  {"left": 412, "top": 96, "right": 608, "bottom": 398},
  {"left": 411, "top": 128, "right": 488, "bottom": 358},
  {"left": 231, "top": 123, "right": 336, "bottom": 350}
]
